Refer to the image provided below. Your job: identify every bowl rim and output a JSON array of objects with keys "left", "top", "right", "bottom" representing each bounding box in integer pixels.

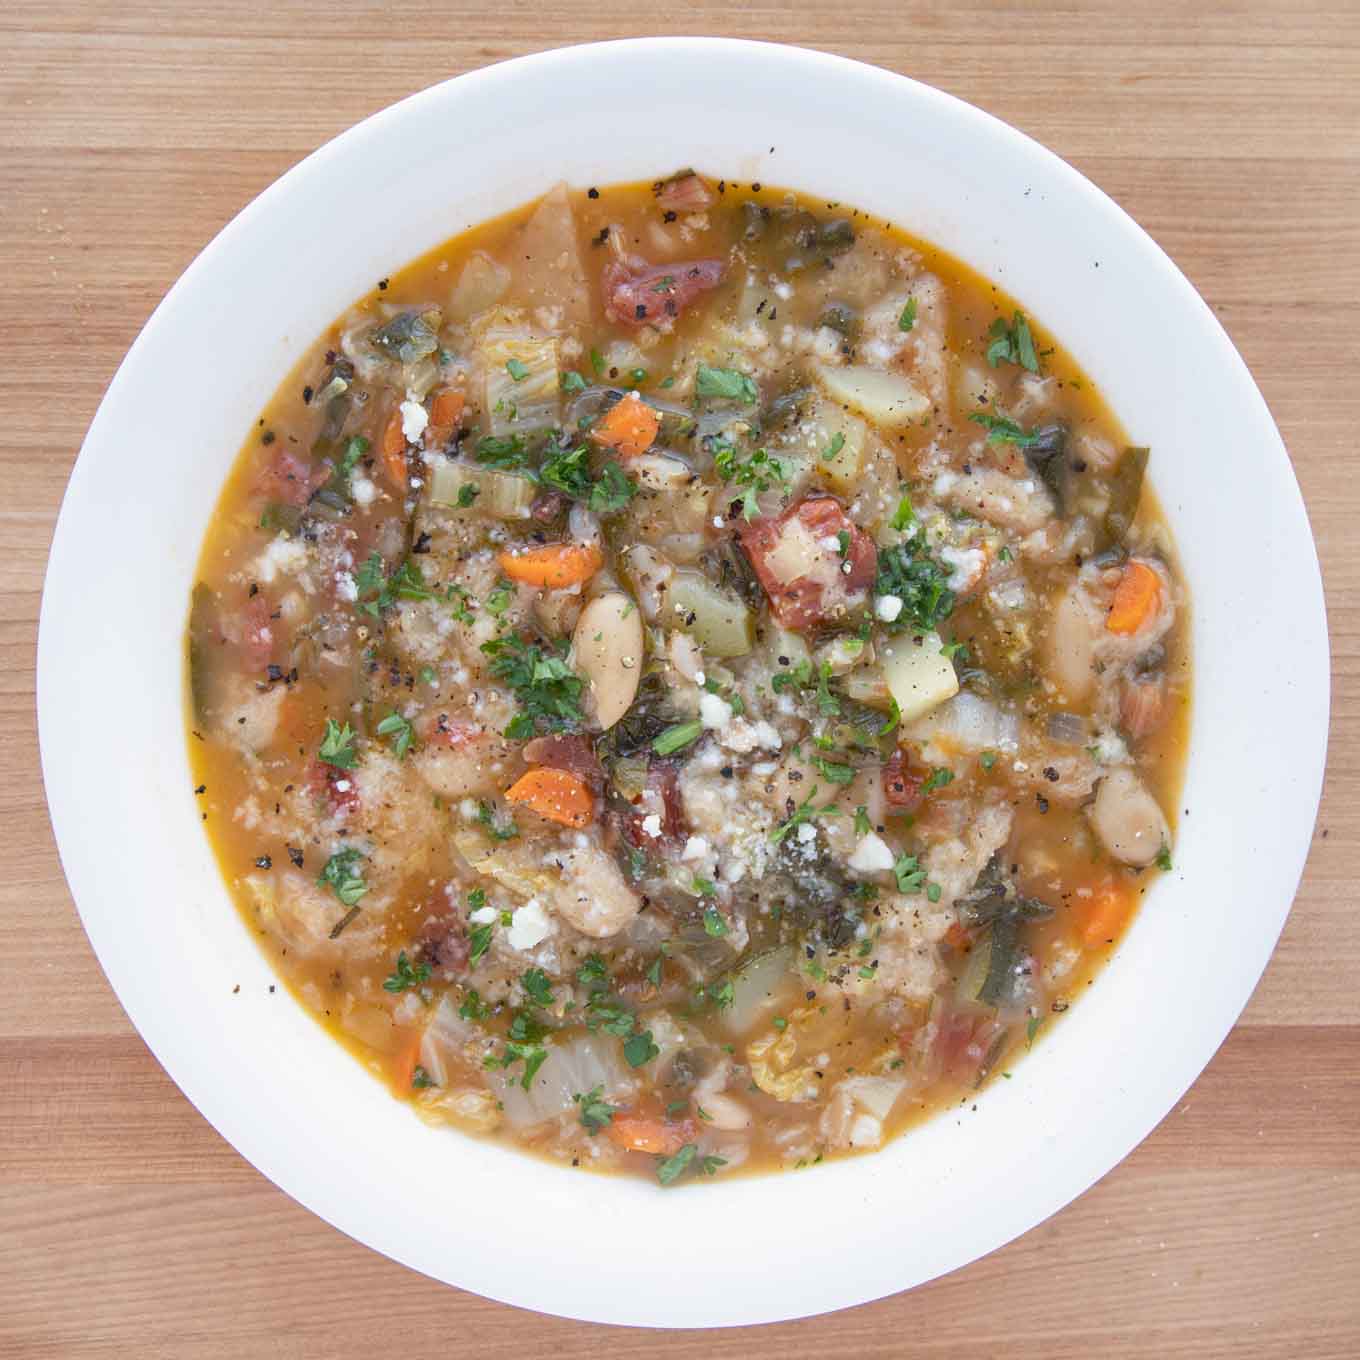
[{"left": 37, "top": 36, "right": 1329, "bottom": 1329}]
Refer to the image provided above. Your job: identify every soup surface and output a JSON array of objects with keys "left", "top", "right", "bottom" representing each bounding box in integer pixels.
[{"left": 188, "top": 174, "right": 1188, "bottom": 1185}]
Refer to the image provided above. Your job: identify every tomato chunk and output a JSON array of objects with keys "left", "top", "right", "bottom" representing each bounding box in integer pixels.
[
  {"left": 738, "top": 496, "right": 876, "bottom": 629},
  {"left": 257, "top": 447, "right": 327, "bottom": 507}
]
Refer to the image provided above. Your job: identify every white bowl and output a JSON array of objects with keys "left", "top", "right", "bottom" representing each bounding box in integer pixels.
[{"left": 38, "top": 38, "right": 1328, "bottom": 1328}]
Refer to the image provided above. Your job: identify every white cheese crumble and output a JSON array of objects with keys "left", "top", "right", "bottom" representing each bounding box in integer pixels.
[
  {"left": 640, "top": 813, "right": 663, "bottom": 839},
  {"left": 400, "top": 398, "right": 429, "bottom": 443},
  {"left": 874, "top": 594, "right": 903, "bottom": 623},
  {"left": 699, "top": 691, "right": 733, "bottom": 730},
  {"left": 795, "top": 821, "right": 818, "bottom": 844},
  {"left": 940, "top": 545, "right": 985, "bottom": 593},
  {"left": 682, "top": 835, "right": 710, "bottom": 861},
  {"left": 847, "top": 832, "right": 895, "bottom": 874},
  {"left": 351, "top": 474, "right": 378, "bottom": 507},
  {"left": 253, "top": 535, "right": 308, "bottom": 583},
  {"left": 334, "top": 571, "right": 358, "bottom": 602},
  {"left": 468, "top": 905, "right": 498, "bottom": 925},
  {"left": 506, "top": 900, "right": 554, "bottom": 951}
]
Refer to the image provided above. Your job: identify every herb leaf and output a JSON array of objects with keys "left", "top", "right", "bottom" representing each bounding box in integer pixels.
[
  {"left": 969, "top": 411, "right": 1040, "bottom": 448},
  {"left": 317, "top": 847, "right": 368, "bottom": 906},
  {"left": 574, "top": 1085, "right": 618, "bottom": 1134},
  {"left": 985, "top": 310, "right": 1039, "bottom": 373},
  {"left": 696, "top": 364, "right": 758, "bottom": 404},
  {"left": 382, "top": 950, "right": 430, "bottom": 993},
  {"left": 653, "top": 720, "right": 703, "bottom": 756},
  {"left": 622, "top": 1030, "right": 660, "bottom": 1067},
  {"left": 317, "top": 718, "right": 358, "bottom": 769},
  {"left": 656, "top": 1143, "right": 697, "bottom": 1185},
  {"left": 874, "top": 540, "right": 956, "bottom": 633},
  {"left": 481, "top": 634, "right": 584, "bottom": 735},
  {"left": 375, "top": 711, "right": 414, "bottom": 758}
]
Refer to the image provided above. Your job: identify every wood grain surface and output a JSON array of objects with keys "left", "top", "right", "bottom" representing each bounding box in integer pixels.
[{"left": 2, "top": 3, "right": 1357, "bottom": 1355}]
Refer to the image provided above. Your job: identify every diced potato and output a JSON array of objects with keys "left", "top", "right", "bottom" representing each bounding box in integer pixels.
[
  {"left": 668, "top": 573, "right": 754, "bottom": 657},
  {"left": 815, "top": 363, "right": 931, "bottom": 428},
  {"left": 429, "top": 460, "right": 535, "bottom": 519},
  {"left": 880, "top": 631, "right": 959, "bottom": 721}
]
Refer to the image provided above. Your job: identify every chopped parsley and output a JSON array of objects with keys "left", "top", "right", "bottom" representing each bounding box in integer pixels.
[
  {"left": 411, "top": 1065, "right": 436, "bottom": 1090},
  {"left": 702, "top": 903, "right": 727, "bottom": 936},
  {"left": 986, "top": 310, "right": 1039, "bottom": 373},
  {"left": 521, "top": 967, "right": 555, "bottom": 1008},
  {"left": 854, "top": 805, "right": 873, "bottom": 835},
  {"left": 588, "top": 460, "right": 637, "bottom": 514},
  {"left": 770, "top": 784, "right": 842, "bottom": 844},
  {"left": 969, "top": 411, "right": 1040, "bottom": 447},
  {"left": 892, "top": 853, "right": 927, "bottom": 894},
  {"left": 576, "top": 953, "right": 609, "bottom": 990},
  {"left": 812, "top": 755, "right": 856, "bottom": 785},
  {"left": 539, "top": 440, "right": 592, "bottom": 498},
  {"left": 476, "top": 800, "right": 519, "bottom": 842},
  {"left": 898, "top": 297, "right": 918, "bottom": 332},
  {"left": 456, "top": 483, "right": 480, "bottom": 507},
  {"left": 355, "top": 553, "right": 433, "bottom": 616},
  {"left": 487, "top": 1010, "right": 549, "bottom": 1090},
  {"left": 920, "top": 767, "right": 954, "bottom": 796},
  {"left": 505, "top": 357, "right": 530, "bottom": 382},
  {"left": 822, "top": 431, "right": 846, "bottom": 462},
  {"left": 560, "top": 369, "right": 588, "bottom": 395},
  {"left": 695, "top": 364, "right": 758, "bottom": 404},
  {"left": 979, "top": 750, "right": 998, "bottom": 772},
  {"left": 890, "top": 493, "right": 916, "bottom": 533},
  {"left": 382, "top": 950, "right": 429, "bottom": 993},
  {"left": 574, "top": 1086, "right": 617, "bottom": 1134},
  {"left": 1156, "top": 844, "right": 1174, "bottom": 871},
  {"left": 317, "top": 847, "right": 368, "bottom": 906},
  {"left": 656, "top": 1144, "right": 697, "bottom": 1185},
  {"left": 375, "top": 711, "right": 414, "bottom": 758},
  {"left": 622, "top": 1030, "right": 660, "bottom": 1068},
  {"left": 474, "top": 434, "right": 530, "bottom": 470},
  {"left": 874, "top": 540, "right": 956, "bottom": 633},
  {"left": 317, "top": 718, "right": 358, "bottom": 769},
  {"left": 481, "top": 634, "right": 584, "bottom": 736},
  {"left": 458, "top": 989, "right": 490, "bottom": 1022},
  {"left": 713, "top": 442, "right": 787, "bottom": 520}
]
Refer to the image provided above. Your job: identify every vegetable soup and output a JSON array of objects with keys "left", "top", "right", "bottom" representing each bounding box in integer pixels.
[{"left": 187, "top": 173, "right": 1188, "bottom": 1186}]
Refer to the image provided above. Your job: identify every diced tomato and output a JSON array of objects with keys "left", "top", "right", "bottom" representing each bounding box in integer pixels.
[
  {"left": 603, "top": 257, "right": 726, "bottom": 329},
  {"left": 934, "top": 1009, "right": 1005, "bottom": 1084},
  {"left": 257, "top": 447, "right": 327, "bottom": 507},
  {"left": 305, "top": 758, "right": 359, "bottom": 815},
  {"left": 522, "top": 733, "right": 605, "bottom": 793},
  {"left": 619, "top": 761, "right": 686, "bottom": 850},
  {"left": 655, "top": 172, "right": 715, "bottom": 214},
  {"left": 239, "top": 593, "right": 276, "bottom": 669},
  {"left": 738, "top": 496, "right": 877, "bottom": 629},
  {"left": 882, "top": 750, "right": 925, "bottom": 810}
]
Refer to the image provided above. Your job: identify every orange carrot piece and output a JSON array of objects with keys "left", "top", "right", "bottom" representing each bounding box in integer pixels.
[
  {"left": 606, "top": 1115, "right": 692, "bottom": 1156},
  {"left": 590, "top": 392, "right": 659, "bottom": 458},
  {"left": 390, "top": 1029, "right": 423, "bottom": 1093},
  {"left": 381, "top": 409, "right": 408, "bottom": 488},
  {"left": 1082, "top": 879, "right": 1136, "bottom": 947},
  {"left": 504, "top": 767, "right": 594, "bottom": 828},
  {"left": 1106, "top": 561, "right": 1160, "bottom": 635},
  {"left": 429, "top": 389, "right": 465, "bottom": 429},
  {"left": 497, "top": 542, "right": 604, "bottom": 589}
]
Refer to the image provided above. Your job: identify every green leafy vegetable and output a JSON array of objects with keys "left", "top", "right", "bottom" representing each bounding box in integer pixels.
[
  {"left": 574, "top": 1086, "right": 617, "bottom": 1134},
  {"left": 696, "top": 364, "right": 758, "bottom": 404},
  {"left": 969, "top": 411, "right": 1040, "bottom": 448},
  {"left": 481, "top": 634, "right": 584, "bottom": 735},
  {"left": 317, "top": 718, "right": 358, "bottom": 769},
  {"left": 623, "top": 1030, "right": 660, "bottom": 1068},
  {"left": 317, "top": 847, "right": 368, "bottom": 906},
  {"left": 375, "top": 711, "right": 414, "bottom": 758},
  {"left": 382, "top": 950, "right": 430, "bottom": 993},
  {"left": 588, "top": 460, "right": 636, "bottom": 514},
  {"left": 898, "top": 298, "right": 918, "bottom": 332},
  {"left": 656, "top": 1144, "right": 697, "bottom": 1185},
  {"left": 475, "top": 434, "right": 531, "bottom": 470},
  {"left": 521, "top": 967, "right": 555, "bottom": 1008},
  {"left": 986, "top": 310, "right": 1039, "bottom": 373}
]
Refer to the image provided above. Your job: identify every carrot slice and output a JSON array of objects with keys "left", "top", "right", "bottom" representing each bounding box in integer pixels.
[
  {"left": 381, "top": 409, "right": 408, "bottom": 488},
  {"left": 590, "top": 392, "right": 659, "bottom": 458},
  {"left": 497, "top": 542, "right": 603, "bottom": 589},
  {"left": 429, "top": 389, "right": 465, "bottom": 429},
  {"left": 1082, "top": 879, "right": 1136, "bottom": 947},
  {"left": 504, "top": 767, "right": 595, "bottom": 828},
  {"left": 390, "top": 1028, "right": 424, "bottom": 1093},
  {"left": 1106, "top": 560, "right": 1160, "bottom": 635},
  {"left": 606, "top": 1115, "right": 692, "bottom": 1156}
]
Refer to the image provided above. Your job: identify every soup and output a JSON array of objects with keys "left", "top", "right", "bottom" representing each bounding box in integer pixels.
[{"left": 187, "top": 173, "right": 1188, "bottom": 1185}]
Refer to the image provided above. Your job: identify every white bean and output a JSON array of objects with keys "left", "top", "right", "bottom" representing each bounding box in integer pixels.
[
  {"left": 1088, "top": 767, "right": 1170, "bottom": 867},
  {"left": 572, "top": 591, "right": 644, "bottom": 730}
]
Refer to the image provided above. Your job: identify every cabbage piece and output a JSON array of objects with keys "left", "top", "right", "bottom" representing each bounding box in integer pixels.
[
  {"left": 478, "top": 317, "right": 560, "bottom": 438},
  {"left": 719, "top": 946, "right": 797, "bottom": 1036},
  {"left": 490, "top": 1032, "right": 636, "bottom": 1128}
]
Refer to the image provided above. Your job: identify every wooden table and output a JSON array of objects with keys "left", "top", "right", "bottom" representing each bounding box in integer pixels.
[{"left": 2, "top": 4, "right": 1357, "bottom": 1355}]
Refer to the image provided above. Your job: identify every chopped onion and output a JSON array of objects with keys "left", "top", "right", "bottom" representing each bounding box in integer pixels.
[{"left": 1046, "top": 711, "right": 1089, "bottom": 746}]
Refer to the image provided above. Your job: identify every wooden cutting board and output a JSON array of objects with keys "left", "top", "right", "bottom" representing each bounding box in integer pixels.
[{"left": 1, "top": 3, "right": 1356, "bottom": 1355}]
